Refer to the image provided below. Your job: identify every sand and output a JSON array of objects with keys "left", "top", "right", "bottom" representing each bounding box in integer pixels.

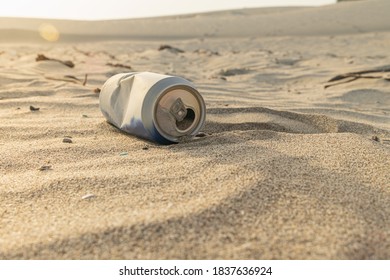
[{"left": 0, "top": 0, "right": 389, "bottom": 259}]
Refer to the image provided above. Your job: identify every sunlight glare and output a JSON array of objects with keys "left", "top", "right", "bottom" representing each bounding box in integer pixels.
[{"left": 39, "top": 23, "right": 60, "bottom": 42}]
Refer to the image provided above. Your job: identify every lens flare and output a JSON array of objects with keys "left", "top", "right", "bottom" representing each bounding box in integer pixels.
[{"left": 39, "top": 24, "right": 60, "bottom": 42}]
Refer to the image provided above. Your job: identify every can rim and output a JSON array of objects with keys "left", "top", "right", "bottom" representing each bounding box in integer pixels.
[{"left": 152, "top": 84, "right": 206, "bottom": 143}]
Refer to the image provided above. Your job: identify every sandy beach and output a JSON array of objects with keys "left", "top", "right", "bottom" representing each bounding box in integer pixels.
[{"left": 0, "top": 0, "right": 389, "bottom": 259}]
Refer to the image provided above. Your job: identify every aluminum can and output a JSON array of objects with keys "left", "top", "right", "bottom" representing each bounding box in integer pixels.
[{"left": 99, "top": 72, "right": 206, "bottom": 144}]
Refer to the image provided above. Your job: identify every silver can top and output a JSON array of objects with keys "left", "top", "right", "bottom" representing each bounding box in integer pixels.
[{"left": 154, "top": 86, "right": 205, "bottom": 141}]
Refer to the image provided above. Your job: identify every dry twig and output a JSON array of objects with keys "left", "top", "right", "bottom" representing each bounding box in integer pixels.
[
  {"left": 158, "top": 45, "right": 184, "bottom": 53},
  {"left": 72, "top": 47, "right": 92, "bottom": 57},
  {"left": 44, "top": 74, "right": 88, "bottom": 86},
  {"left": 325, "top": 65, "right": 390, "bottom": 89},
  {"left": 106, "top": 62, "right": 132, "bottom": 70},
  {"left": 36, "top": 54, "right": 75, "bottom": 68}
]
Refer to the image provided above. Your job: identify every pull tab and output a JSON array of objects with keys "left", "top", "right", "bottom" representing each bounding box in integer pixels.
[{"left": 169, "top": 98, "right": 187, "bottom": 122}]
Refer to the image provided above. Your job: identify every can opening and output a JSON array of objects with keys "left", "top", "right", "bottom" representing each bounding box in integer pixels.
[{"left": 176, "top": 108, "right": 195, "bottom": 131}]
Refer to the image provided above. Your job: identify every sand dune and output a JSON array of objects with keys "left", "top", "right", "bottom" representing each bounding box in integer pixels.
[
  {"left": 0, "top": 0, "right": 389, "bottom": 259},
  {"left": 1, "top": 0, "right": 390, "bottom": 42}
]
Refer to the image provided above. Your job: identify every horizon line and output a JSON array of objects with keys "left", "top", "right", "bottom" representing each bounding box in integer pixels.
[{"left": 0, "top": 3, "right": 336, "bottom": 22}]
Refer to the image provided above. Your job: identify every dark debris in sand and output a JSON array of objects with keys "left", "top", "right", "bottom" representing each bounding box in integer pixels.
[
  {"left": 106, "top": 62, "right": 132, "bottom": 70},
  {"left": 29, "top": 105, "right": 40, "bottom": 111},
  {"left": 158, "top": 45, "right": 185, "bottom": 54},
  {"left": 36, "top": 54, "right": 75, "bottom": 68}
]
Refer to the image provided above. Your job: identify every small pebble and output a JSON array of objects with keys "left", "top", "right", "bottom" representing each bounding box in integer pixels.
[
  {"left": 82, "top": 114, "right": 88, "bottom": 118},
  {"left": 82, "top": 194, "right": 96, "bottom": 200},
  {"left": 94, "top": 88, "right": 101, "bottom": 94},
  {"left": 372, "top": 135, "right": 380, "bottom": 142},
  {"left": 38, "top": 165, "right": 52, "bottom": 171},
  {"left": 120, "top": 152, "right": 128, "bottom": 156},
  {"left": 30, "top": 105, "right": 40, "bottom": 111},
  {"left": 142, "top": 146, "right": 149, "bottom": 150},
  {"left": 63, "top": 138, "right": 73, "bottom": 143}
]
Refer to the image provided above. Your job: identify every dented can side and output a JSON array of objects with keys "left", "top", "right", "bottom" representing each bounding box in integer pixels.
[{"left": 99, "top": 72, "right": 206, "bottom": 144}]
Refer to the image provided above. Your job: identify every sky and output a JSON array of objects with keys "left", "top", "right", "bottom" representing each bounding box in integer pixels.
[{"left": 1, "top": 0, "right": 337, "bottom": 20}]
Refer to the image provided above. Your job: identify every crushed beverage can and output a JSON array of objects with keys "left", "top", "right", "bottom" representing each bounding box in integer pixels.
[{"left": 99, "top": 72, "right": 206, "bottom": 144}]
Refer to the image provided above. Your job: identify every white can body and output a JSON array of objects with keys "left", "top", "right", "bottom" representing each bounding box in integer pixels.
[{"left": 99, "top": 72, "right": 206, "bottom": 144}]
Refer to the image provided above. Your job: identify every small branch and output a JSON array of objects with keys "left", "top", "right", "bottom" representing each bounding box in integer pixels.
[
  {"left": 325, "top": 66, "right": 390, "bottom": 89},
  {"left": 106, "top": 62, "right": 132, "bottom": 70},
  {"left": 36, "top": 54, "right": 75, "bottom": 68},
  {"left": 43, "top": 74, "right": 97, "bottom": 95},
  {"left": 44, "top": 74, "right": 88, "bottom": 86},
  {"left": 44, "top": 76, "right": 80, "bottom": 84},
  {"left": 82, "top": 74, "right": 88, "bottom": 86},
  {"left": 72, "top": 47, "right": 92, "bottom": 57},
  {"left": 98, "top": 51, "right": 116, "bottom": 59},
  {"left": 64, "top": 75, "right": 82, "bottom": 82},
  {"left": 324, "top": 76, "right": 359, "bottom": 89},
  {"left": 158, "top": 45, "right": 185, "bottom": 53},
  {"left": 327, "top": 65, "right": 390, "bottom": 83}
]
